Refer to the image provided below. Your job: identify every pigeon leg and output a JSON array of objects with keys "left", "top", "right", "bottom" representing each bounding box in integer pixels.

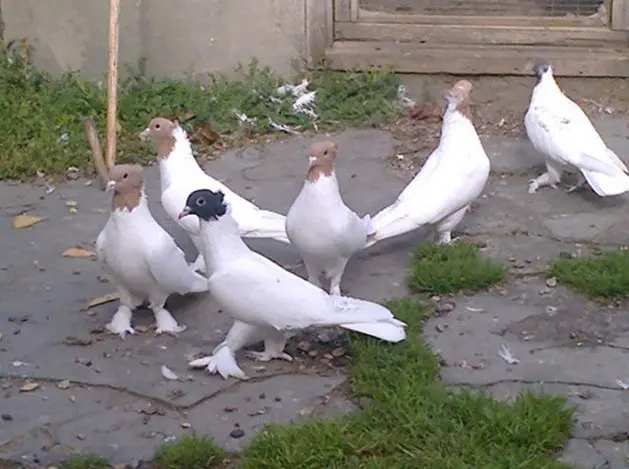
[
  {"left": 327, "top": 258, "right": 349, "bottom": 296},
  {"left": 435, "top": 205, "right": 468, "bottom": 245},
  {"left": 566, "top": 172, "right": 587, "bottom": 193},
  {"left": 150, "top": 293, "right": 186, "bottom": 336},
  {"left": 245, "top": 329, "right": 293, "bottom": 362},
  {"left": 106, "top": 305, "right": 136, "bottom": 338},
  {"left": 106, "top": 286, "right": 141, "bottom": 338},
  {"left": 304, "top": 261, "right": 322, "bottom": 289},
  {"left": 528, "top": 162, "right": 562, "bottom": 193}
]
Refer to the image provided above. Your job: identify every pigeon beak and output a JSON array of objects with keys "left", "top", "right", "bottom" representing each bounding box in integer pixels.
[
  {"left": 139, "top": 128, "right": 150, "bottom": 141},
  {"left": 105, "top": 180, "right": 116, "bottom": 193},
  {"left": 178, "top": 206, "right": 191, "bottom": 219},
  {"left": 308, "top": 156, "right": 317, "bottom": 166}
]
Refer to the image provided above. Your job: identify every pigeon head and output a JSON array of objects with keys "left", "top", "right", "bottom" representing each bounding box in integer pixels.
[
  {"left": 106, "top": 164, "right": 145, "bottom": 211},
  {"left": 179, "top": 189, "right": 227, "bottom": 221},
  {"left": 532, "top": 60, "right": 553, "bottom": 81},
  {"left": 306, "top": 140, "right": 338, "bottom": 182},
  {"left": 445, "top": 80, "right": 473, "bottom": 118},
  {"left": 139, "top": 117, "right": 179, "bottom": 158}
]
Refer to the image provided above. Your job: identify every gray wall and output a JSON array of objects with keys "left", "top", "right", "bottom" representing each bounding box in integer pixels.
[{"left": 2, "top": 0, "right": 333, "bottom": 79}]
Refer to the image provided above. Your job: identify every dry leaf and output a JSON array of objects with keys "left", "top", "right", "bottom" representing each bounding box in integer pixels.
[
  {"left": 19, "top": 381, "right": 40, "bottom": 392},
  {"left": 409, "top": 103, "right": 443, "bottom": 121},
  {"left": 191, "top": 123, "right": 220, "bottom": 146},
  {"left": 86, "top": 292, "right": 119, "bottom": 309},
  {"left": 62, "top": 247, "right": 95, "bottom": 258},
  {"left": 13, "top": 215, "right": 45, "bottom": 229},
  {"left": 161, "top": 365, "right": 179, "bottom": 380}
]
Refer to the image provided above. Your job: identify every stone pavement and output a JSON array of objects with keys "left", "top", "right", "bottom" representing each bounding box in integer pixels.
[{"left": 1, "top": 118, "right": 629, "bottom": 468}]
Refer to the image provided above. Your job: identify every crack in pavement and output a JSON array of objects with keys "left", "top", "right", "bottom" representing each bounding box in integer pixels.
[
  {"left": 450, "top": 378, "right": 627, "bottom": 392},
  {"left": 0, "top": 370, "right": 318, "bottom": 410}
]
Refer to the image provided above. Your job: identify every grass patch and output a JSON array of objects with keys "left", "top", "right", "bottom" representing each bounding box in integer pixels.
[
  {"left": 406, "top": 242, "right": 506, "bottom": 295},
  {"left": 240, "top": 298, "right": 573, "bottom": 469},
  {"left": 152, "top": 435, "right": 226, "bottom": 469},
  {"left": 549, "top": 249, "right": 629, "bottom": 299},
  {"left": 60, "top": 454, "right": 109, "bottom": 469},
  {"left": 0, "top": 49, "right": 400, "bottom": 180}
]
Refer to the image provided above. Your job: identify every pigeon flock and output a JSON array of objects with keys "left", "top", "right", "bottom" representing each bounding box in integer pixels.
[{"left": 96, "top": 60, "right": 628, "bottom": 380}]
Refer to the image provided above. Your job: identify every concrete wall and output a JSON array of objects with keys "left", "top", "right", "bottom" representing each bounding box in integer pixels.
[{"left": 1, "top": 0, "right": 333, "bottom": 79}]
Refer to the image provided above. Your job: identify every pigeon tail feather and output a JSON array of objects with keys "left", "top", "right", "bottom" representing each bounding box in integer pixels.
[
  {"left": 188, "top": 273, "right": 210, "bottom": 293},
  {"left": 341, "top": 321, "right": 406, "bottom": 343},
  {"left": 241, "top": 209, "right": 290, "bottom": 244},
  {"left": 364, "top": 205, "right": 422, "bottom": 248},
  {"left": 582, "top": 170, "right": 629, "bottom": 197},
  {"left": 330, "top": 296, "right": 407, "bottom": 343}
]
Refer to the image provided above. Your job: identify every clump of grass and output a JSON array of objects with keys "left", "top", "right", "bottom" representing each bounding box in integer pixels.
[
  {"left": 152, "top": 435, "right": 226, "bottom": 469},
  {"left": 549, "top": 249, "right": 629, "bottom": 299},
  {"left": 0, "top": 48, "right": 400, "bottom": 180},
  {"left": 406, "top": 242, "right": 506, "bottom": 295},
  {"left": 241, "top": 298, "right": 573, "bottom": 468},
  {"left": 60, "top": 454, "right": 109, "bottom": 469}
]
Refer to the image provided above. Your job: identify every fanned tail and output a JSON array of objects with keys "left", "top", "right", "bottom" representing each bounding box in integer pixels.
[{"left": 240, "top": 209, "right": 290, "bottom": 244}]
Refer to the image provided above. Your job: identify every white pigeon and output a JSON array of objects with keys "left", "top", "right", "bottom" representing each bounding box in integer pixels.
[
  {"left": 139, "top": 117, "right": 290, "bottom": 274},
  {"left": 365, "top": 80, "right": 490, "bottom": 248},
  {"left": 180, "top": 189, "right": 407, "bottom": 380},
  {"left": 285, "top": 140, "right": 374, "bottom": 296},
  {"left": 95, "top": 164, "right": 209, "bottom": 338},
  {"left": 525, "top": 60, "right": 629, "bottom": 196}
]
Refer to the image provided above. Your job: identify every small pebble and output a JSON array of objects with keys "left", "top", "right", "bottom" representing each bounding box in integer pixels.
[
  {"left": 258, "top": 393, "right": 266, "bottom": 400},
  {"left": 274, "top": 396, "right": 282, "bottom": 402},
  {"left": 546, "top": 277, "right": 557, "bottom": 288},
  {"left": 1, "top": 413, "right": 13, "bottom": 421},
  {"left": 230, "top": 428, "right": 245, "bottom": 439}
]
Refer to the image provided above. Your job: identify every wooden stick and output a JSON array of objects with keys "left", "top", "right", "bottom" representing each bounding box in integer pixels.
[
  {"left": 105, "top": 0, "right": 121, "bottom": 169},
  {"left": 84, "top": 117, "right": 109, "bottom": 190}
]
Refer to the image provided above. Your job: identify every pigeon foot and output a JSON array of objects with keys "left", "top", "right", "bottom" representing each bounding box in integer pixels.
[
  {"left": 154, "top": 309, "right": 186, "bottom": 336},
  {"left": 189, "top": 346, "right": 248, "bottom": 380},
  {"left": 245, "top": 350, "right": 293, "bottom": 362},
  {"left": 106, "top": 308, "right": 135, "bottom": 339}
]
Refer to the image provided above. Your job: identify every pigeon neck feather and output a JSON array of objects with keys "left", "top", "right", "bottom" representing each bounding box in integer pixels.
[
  {"left": 533, "top": 73, "right": 561, "bottom": 101},
  {"left": 198, "top": 213, "right": 250, "bottom": 271},
  {"left": 158, "top": 126, "right": 203, "bottom": 190},
  {"left": 306, "top": 161, "right": 334, "bottom": 182},
  {"left": 112, "top": 187, "right": 148, "bottom": 214}
]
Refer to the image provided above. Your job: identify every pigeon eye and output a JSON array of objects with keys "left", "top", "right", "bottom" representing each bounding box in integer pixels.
[
  {"left": 323, "top": 150, "right": 328, "bottom": 156},
  {"left": 197, "top": 198, "right": 206, "bottom": 206},
  {"left": 123, "top": 173, "right": 128, "bottom": 179},
  {"left": 155, "top": 124, "right": 161, "bottom": 130}
]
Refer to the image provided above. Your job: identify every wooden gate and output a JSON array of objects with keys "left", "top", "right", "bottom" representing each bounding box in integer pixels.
[{"left": 326, "top": 0, "right": 629, "bottom": 76}]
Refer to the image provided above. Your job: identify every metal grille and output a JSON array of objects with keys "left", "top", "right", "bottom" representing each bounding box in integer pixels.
[{"left": 360, "top": 0, "right": 607, "bottom": 18}]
